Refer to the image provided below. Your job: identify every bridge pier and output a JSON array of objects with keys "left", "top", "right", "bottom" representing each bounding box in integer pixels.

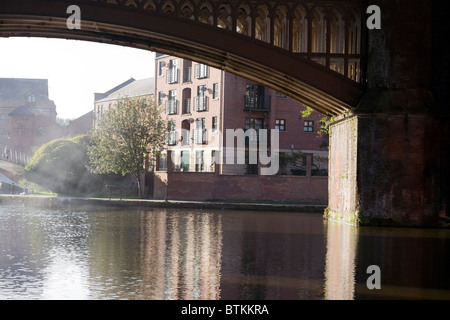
[
  {"left": 327, "top": 109, "right": 446, "bottom": 226},
  {"left": 326, "top": 0, "right": 449, "bottom": 226}
]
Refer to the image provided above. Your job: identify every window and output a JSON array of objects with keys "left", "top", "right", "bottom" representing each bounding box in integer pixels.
[
  {"left": 211, "top": 150, "right": 217, "bottom": 166},
  {"left": 194, "top": 118, "right": 206, "bottom": 144},
  {"left": 166, "top": 90, "right": 177, "bottom": 114},
  {"left": 159, "top": 153, "right": 168, "bottom": 171},
  {"left": 195, "top": 85, "right": 208, "bottom": 111},
  {"left": 158, "top": 91, "right": 164, "bottom": 106},
  {"left": 195, "top": 63, "right": 208, "bottom": 79},
  {"left": 276, "top": 92, "right": 287, "bottom": 99},
  {"left": 275, "top": 119, "right": 286, "bottom": 131},
  {"left": 0, "top": 128, "right": 6, "bottom": 135},
  {"left": 18, "top": 124, "right": 25, "bottom": 135},
  {"left": 304, "top": 120, "right": 314, "bottom": 132},
  {"left": 182, "top": 88, "right": 191, "bottom": 114},
  {"left": 196, "top": 150, "right": 204, "bottom": 172},
  {"left": 212, "top": 116, "right": 218, "bottom": 132},
  {"left": 27, "top": 94, "right": 36, "bottom": 103},
  {"left": 183, "top": 60, "right": 192, "bottom": 82},
  {"left": 181, "top": 151, "right": 190, "bottom": 172},
  {"left": 213, "top": 83, "right": 219, "bottom": 99},
  {"left": 37, "top": 126, "right": 44, "bottom": 136},
  {"left": 158, "top": 61, "right": 165, "bottom": 76},
  {"left": 245, "top": 118, "right": 264, "bottom": 130},
  {"left": 0, "top": 114, "right": 5, "bottom": 120},
  {"left": 167, "top": 59, "right": 178, "bottom": 84},
  {"left": 96, "top": 104, "right": 104, "bottom": 123},
  {"left": 166, "top": 120, "right": 177, "bottom": 145}
]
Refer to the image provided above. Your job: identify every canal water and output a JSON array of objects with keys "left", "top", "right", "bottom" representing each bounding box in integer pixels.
[{"left": 0, "top": 204, "right": 450, "bottom": 300}]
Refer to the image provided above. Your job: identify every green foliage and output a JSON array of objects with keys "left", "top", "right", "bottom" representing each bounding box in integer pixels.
[
  {"left": 87, "top": 96, "right": 167, "bottom": 197},
  {"left": 24, "top": 134, "right": 104, "bottom": 194},
  {"left": 301, "top": 105, "right": 330, "bottom": 149}
]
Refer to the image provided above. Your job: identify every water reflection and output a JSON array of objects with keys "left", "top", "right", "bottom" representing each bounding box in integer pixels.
[
  {"left": 324, "top": 220, "right": 358, "bottom": 300},
  {"left": 1, "top": 205, "right": 450, "bottom": 299},
  {"left": 138, "top": 210, "right": 222, "bottom": 299}
]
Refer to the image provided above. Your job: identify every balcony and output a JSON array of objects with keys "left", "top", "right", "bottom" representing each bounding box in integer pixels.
[
  {"left": 195, "top": 64, "right": 209, "bottom": 79},
  {"left": 166, "top": 130, "right": 177, "bottom": 146},
  {"left": 166, "top": 67, "right": 179, "bottom": 84},
  {"left": 194, "top": 96, "right": 208, "bottom": 112},
  {"left": 166, "top": 99, "right": 178, "bottom": 115},
  {"left": 244, "top": 95, "right": 271, "bottom": 112},
  {"left": 194, "top": 128, "right": 207, "bottom": 145}
]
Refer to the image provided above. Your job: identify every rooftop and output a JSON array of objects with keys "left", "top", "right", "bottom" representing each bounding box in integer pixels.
[{"left": 95, "top": 78, "right": 155, "bottom": 103}]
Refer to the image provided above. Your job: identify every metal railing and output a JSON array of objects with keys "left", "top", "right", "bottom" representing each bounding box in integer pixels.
[{"left": 1, "top": 146, "right": 30, "bottom": 166}]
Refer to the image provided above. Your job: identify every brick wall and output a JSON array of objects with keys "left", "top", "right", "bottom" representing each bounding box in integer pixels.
[{"left": 154, "top": 170, "right": 327, "bottom": 204}]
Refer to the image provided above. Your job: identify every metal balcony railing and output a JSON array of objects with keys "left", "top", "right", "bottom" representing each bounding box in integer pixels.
[
  {"left": 166, "top": 99, "right": 178, "bottom": 115},
  {"left": 166, "top": 68, "right": 179, "bottom": 84},
  {"left": 244, "top": 95, "right": 271, "bottom": 111},
  {"left": 194, "top": 96, "right": 208, "bottom": 112}
]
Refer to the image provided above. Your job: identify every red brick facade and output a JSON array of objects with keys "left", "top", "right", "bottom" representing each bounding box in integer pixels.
[{"left": 153, "top": 54, "right": 328, "bottom": 202}]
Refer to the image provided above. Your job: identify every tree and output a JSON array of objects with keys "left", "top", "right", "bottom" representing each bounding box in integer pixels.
[
  {"left": 24, "top": 135, "right": 102, "bottom": 194},
  {"left": 87, "top": 96, "right": 167, "bottom": 198},
  {"left": 301, "top": 105, "right": 330, "bottom": 149}
]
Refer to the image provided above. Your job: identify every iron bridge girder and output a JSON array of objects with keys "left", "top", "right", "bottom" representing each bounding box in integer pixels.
[{"left": 0, "top": 0, "right": 365, "bottom": 116}]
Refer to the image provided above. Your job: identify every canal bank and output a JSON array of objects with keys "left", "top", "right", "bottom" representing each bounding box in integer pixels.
[{"left": 0, "top": 194, "right": 326, "bottom": 213}]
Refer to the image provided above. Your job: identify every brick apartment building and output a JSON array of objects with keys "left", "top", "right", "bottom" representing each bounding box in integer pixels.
[
  {"left": 154, "top": 54, "right": 328, "bottom": 203},
  {"left": 0, "top": 78, "right": 95, "bottom": 162},
  {"left": 0, "top": 78, "right": 64, "bottom": 157},
  {"left": 93, "top": 77, "right": 155, "bottom": 128}
]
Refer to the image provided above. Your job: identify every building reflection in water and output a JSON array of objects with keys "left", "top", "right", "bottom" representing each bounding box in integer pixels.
[
  {"left": 139, "top": 209, "right": 223, "bottom": 299},
  {"left": 2, "top": 205, "right": 450, "bottom": 299},
  {"left": 219, "top": 212, "right": 327, "bottom": 300}
]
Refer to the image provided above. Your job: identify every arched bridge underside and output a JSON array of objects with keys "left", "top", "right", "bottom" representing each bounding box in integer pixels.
[{"left": 0, "top": 0, "right": 364, "bottom": 116}]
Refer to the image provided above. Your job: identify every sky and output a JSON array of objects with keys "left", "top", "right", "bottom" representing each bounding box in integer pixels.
[{"left": 0, "top": 37, "right": 155, "bottom": 119}]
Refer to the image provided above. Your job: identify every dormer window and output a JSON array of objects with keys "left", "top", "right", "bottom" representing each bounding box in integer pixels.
[{"left": 26, "top": 93, "right": 36, "bottom": 105}]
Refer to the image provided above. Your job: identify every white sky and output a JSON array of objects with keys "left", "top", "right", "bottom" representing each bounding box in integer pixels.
[{"left": 0, "top": 37, "right": 155, "bottom": 119}]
